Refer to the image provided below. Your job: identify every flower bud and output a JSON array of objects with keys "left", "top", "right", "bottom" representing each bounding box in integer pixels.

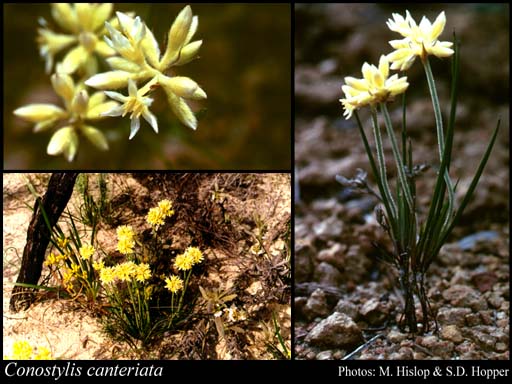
[
  {"left": 51, "top": 73, "right": 75, "bottom": 102},
  {"left": 81, "top": 125, "right": 109, "bottom": 150},
  {"left": 47, "top": 126, "right": 79, "bottom": 162},
  {"left": 14, "top": 104, "right": 66, "bottom": 123},
  {"left": 85, "top": 70, "right": 132, "bottom": 89}
]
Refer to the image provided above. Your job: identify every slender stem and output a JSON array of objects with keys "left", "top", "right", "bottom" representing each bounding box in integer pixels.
[
  {"left": 370, "top": 107, "right": 397, "bottom": 217},
  {"left": 380, "top": 103, "right": 414, "bottom": 210},
  {"left": 423, "top": 58, "right": 454, "bottom": 229}
]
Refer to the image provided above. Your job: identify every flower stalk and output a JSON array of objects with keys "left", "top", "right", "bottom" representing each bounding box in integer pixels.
[{"left": 339, "top": 10, "right": 499, "bottom": 334}]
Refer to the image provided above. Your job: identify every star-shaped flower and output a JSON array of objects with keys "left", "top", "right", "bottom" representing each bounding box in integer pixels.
[
  {"left": 340, "top": 55, "right": 409, "bottom": 119},
  {"left": 102, "top": 78, "right": 158, "bottom": 140},
  {"left": 386, "top": 10, "right": 454, "bottom": 71}
]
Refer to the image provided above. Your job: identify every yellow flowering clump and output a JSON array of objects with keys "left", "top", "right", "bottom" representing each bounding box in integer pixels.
[
  {"left": 146, "top": 199, "right": 175, "bottom": 231},
  {"left": 13, "top": 73, "right": 117, "bottom": 161},
  {"left": 386, "top": 10, "right": 454, "bottom": 71},
  {"left": 340, "top": 55, "right": 409, "bottom": 119},
  {"left": 164, "top": 275, "right": 183, "bottom": 293},
  {"left": 79, "top": 243, "right": 95, "bottom": 260},
  {"left": 86, "top": 6, "right": 207, "bottom": 135},
  {"left": 116, "top": 225, "right": 135, "bottom": 254}
]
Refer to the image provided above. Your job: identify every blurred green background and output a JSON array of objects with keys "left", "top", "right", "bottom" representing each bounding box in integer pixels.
[{"left": 4, "top": 3, "right": 291, "bottom": 170}]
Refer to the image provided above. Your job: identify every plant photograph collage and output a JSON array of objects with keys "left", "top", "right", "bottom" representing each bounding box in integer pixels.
[{"left": 2, "top": 2, "right": 509, "bottom": 367}]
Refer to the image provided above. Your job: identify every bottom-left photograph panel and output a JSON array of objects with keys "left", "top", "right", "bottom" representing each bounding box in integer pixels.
[{"left": 3, "top": 173, "right": 291, "bottom": 360}]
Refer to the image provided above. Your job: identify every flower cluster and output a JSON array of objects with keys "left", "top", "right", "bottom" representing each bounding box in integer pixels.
[
  {"left": 146, "top": 199, "right": 175, "bottom": 231},
  {"left": 386, "top": 10, "right": 454, "bottom": 70},
  {"left": 37, "top": 3, "right": 116, "bottom": 75},
  {"left": 340, "top": 10, "right": 453, "bottom": 118},
  {"left": 86, "top": 6, "right": 207, "bottom": 136},
  {"left": 4, "top": 340, "right": 52, "bottom": 360},
  {"left": 13, "top": 73, "right": 116, "bottom": 161},
  {"left": 214, "top": 303, "right": 247, "bottom": 323},
  {"left": 174, "top": 246, "right": 203, "bottom": 271},
  {"left": 116, "top": 225, "right": 135, "bottom": 254},
  {"left": 99, "top": 261, "right": 152, "bottom": 285},
  {"left": 14, "top": 4, "right": 206, "bottom": 161}
]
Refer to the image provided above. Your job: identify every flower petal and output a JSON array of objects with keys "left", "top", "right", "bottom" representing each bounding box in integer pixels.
[
  {"left": 47, "top": 126, "right": 78, "bottom": 162},
  {"left": 142, "top": 109, "right": 159, "bottom": 134},
  {"left": 106, "top": 56, "right": 141, "bottom": 72},
  {"left": 174, "top": 40, "right": 202, "bottom": 66},
  {"left": 430, "top": 11, "right": 446, "bottom": 41},
  {"left": 160, "top": 5, "right": 193, "bottom": 69},
  {"left": 51, "top": 73, "right": 75, "bottom": 102},
  {"left": 129, "top": 116, "right": 141, "bottom": 140},
  {"left": 51, "top": 3, "right": 79, "bottom": 34},
  {"left": 100, "top": 104, "right": 125, "bottom": 117},
  {"left": 164, "top": 89, "right": 197, "bottom": 130},
  {"left": 91, "top": 3, "right": 114, "bottom": 32}
]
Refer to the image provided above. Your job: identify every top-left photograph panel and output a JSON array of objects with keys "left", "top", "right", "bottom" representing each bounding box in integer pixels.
[{"left": 4, "top": 3, "right": 291, "bottom": 170}]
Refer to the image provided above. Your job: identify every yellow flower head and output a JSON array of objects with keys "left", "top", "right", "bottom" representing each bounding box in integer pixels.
[
  {"left": 93, "top": 260, "right": 105, "bottom": 271},
  {"left": 174, "top": 252, "right": 194, "bottom": 271},
  {"left": 37, "top": 3, "right": 116, "bottom": 75},
  {"left": 158, "top": 199, "right": 174, "bottom": 217},
  {"left": 34, "top": 346, "right": 52, "bottom": 360},
  {"left": 184, "top": 246, "right": 203, "bottom": 265},
  {"left": 79, "top": 244, "right": 95, "bottom": 260},
  {"left": 164, "top": 275, "right": 183, "bottom": 293},
  {"left": 101, "top": 78, "right": 159, "bottom": 140},
  {"left": 70, "top": 263, "right": 80, "bottom": 275},
  {"left": 146, "top": 206, "right": 165, "bottom": 229},
  {"left": 114, "top": 261, "right": 137, "bottom": 282},
  {"left": 57, "top": 236, "right": 70, "bottom": 250},
  {"left": 135, "top": 263, "right": 152, "bottom": 283},
  {"left": 10, "top": 340, "right": 33, "bottom": 360},
  {"left": 99, "top": 266, "right": 115, "bottom": 285},
  {"left": 340, "top": 55, "right": 409, "bottom": 119},
  {"left": 116, "top": 225, "right": 134, "bottom": 240},
  {"left": 386, "top": 10, "right": 454, "bottom": 71},
  {"left": 44, "top": 253, "right": 58, "bottom": 267},
  {"left": 116, "top": 237, "right": 135, "bottom": 255}
]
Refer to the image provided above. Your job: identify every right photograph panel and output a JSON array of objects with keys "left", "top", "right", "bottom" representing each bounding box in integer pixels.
[{"left": 295, "top": 3, "right": 509, "bottom": 360}]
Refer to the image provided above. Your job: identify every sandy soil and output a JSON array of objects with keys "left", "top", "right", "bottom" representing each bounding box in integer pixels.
[{"left": 3, "top": 173, "right": 291, "bottom": 360}]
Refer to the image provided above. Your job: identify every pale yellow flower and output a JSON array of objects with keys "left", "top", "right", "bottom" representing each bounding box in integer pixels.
[
  {"left": 174, "top": 252, "right": 194, "bottom": 271},
  {"left": 101, "top": 78, "right": 158, "bottom": 140},
  {"left": 102, "top": 267, "right": 116, "bottom": 284},
  {"left": 93, "top": 260, "right": 105, "bottom": 271},
  {"left": 79, "top": 244, "right": 95, "bottom": 260},
  {"left": 116, "top": 225, "right": 135, "bottom": 254},
  {"left": 386, "top": 10, "right": 454, "bottom": 71},
  {"left": 86, "top": 6, "right": 206, "bottom": 131},
  {"left": 184, "top": 246, "right": 203, "bottom": 265},
  {"left": 13, "top": 73, "right": 116, "bottom": 161},
  {"left": 99, "top": 267, "right": 115, "bottom": 285},
  {"left": 117, "top": 237, "right": 135, "bottom": 255},
  {"left": 164, "top": 275, "right": 183, "bottom": 293},
  {"left": 116, "top": 225, "right": 134, "bottom": 240},
  {"left": 114, "top": 261, "right": 137, "bottom": 282},
  {"left": 158, "top": 199, "right": 174, "bottom": 217},
  {"left": 340, "top": 55, "right": 409, "bottom": 119},
  {"left": 135, "top": 263, "right": 152, "bottom": 283},
  {"left": 34, "top": 346, "right": 52, "bottom": 360},
  {"left": 146, "top": 206, "right": 165, "bottom": 229},
  {"left": 37, "top": 3, "right": 116, "bottom": 75},
  {"left": 44, "top": 253, "right": 58, "bottom": 267},
  {"left": 9, "top": 340, "right": 33, "bottom": 360}
]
